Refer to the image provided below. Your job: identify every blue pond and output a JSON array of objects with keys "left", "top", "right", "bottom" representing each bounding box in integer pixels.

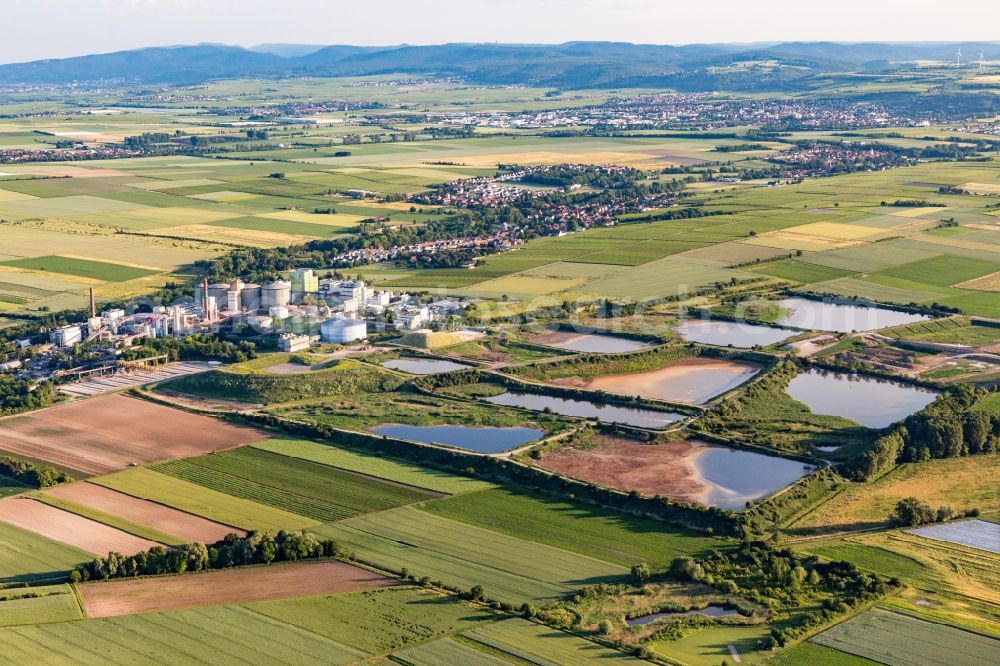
[{"left": 369, "top": 424, "right": 545, "bottom": 453}]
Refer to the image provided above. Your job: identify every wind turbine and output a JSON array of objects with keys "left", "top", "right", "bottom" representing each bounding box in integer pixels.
[
  {"left": 979, "top": 51, "right": 986, "bottom": 70},
  {"left": 956, "top": 48, "right": 963, "bottom": 67}
]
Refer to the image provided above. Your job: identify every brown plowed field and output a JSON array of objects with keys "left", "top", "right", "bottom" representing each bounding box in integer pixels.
[
  {"left": 45, "top": 482, "right": 245, "bottom": 544},
  {"left": 0, "top": 394, "right": 267, "bottom": 475},
  {"left": 0, "top": 498, "right": 163, "bottom": 556},
  {"left": 78, "top": 560, "right": 395, "bottom": 617},
  {"left": 535, "top": 435, "right": 709, "bottom": 503}
]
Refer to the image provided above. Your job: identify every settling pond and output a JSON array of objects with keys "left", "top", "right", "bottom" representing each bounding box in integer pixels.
[
  {"left": 381, "top": 358, "right": 472, "bottom": 375},
  {"left": 675, "top": 320, "right": 797, "bottom": 348},
  {"left": 535, "top": 331, "right": 653, "bottom": 354},
  {"left": 486, "top": 391, "right": 684, "bottom": 429},
  {"left": 694, "top": 446, "right": 811, "bottom": 509},
  {"left": 573, "top": 357, "right": 761, "bottom": 405},
  {"left": 786, "top": 368, "right": 937, "bottom": 429},
  {"left": 369, "top": 424, "right": 544, "bottom": 453},
  {"left": 775, "top": 297, "right": 930, "bottom": 333}
]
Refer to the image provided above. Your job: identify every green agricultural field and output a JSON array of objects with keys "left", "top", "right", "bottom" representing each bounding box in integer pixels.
[
  {"left": 0, "top": 604, "right": 368, "bottom": 665},
  {"left": 0, "top": 585, "right": 83, "bottom": 628},
  {"left": 392, "top": 636, "right": 512, "bottom": 666},
  {"left": 0, "top": 255, "right": 158, "bottom": 281},
  {"left": 420, "top": 487, "right": 722, "bottom": 567},
  {"left": 163, "top": 357, "right": 404, "bottom": 404},
  {"left": 880, "top": 316, "right": 1000, "bottom": 345},
  {"left": 0, "top": 521, "right": 90, "bottom": 585},
  {"left": 249, "top": 587, "right": 499, "bottom": 655},
  {"left": 91, "top": 467, "right": 319, "bottom": 532},
  {"left": 462, "top": 618, "right": 642, "bottom": 664},
  {"left": 649, "top": 623, "right": 774, "bottom": 666},
  {"left": 315, "top": 506, "right": 628, "bottom": 605},
  {"left": 249, "top": 438, "right": 495, "bottom": 495},
  {"left": 767, "top": 642, "right": 881, "bottom": 666},
  {"left": 154, "top": 447, "right": 430, "bottom": 522},
  {"left": 810, "top": 608, "right": 1000, "bottom": 666},
  {"left": 873, "top": 254, "right": 999, "bottom": 288},
  {"left": 0, "top": 473, "right": 31, "bottom": 498},
  {"left": 751, "top": 259, "right": 857, "bottom": 284}
]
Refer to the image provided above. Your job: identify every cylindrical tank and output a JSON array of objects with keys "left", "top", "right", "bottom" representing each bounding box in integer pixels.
[
  {"left": 207, "top": 282, "right": 230, "bottom": 305},
  {"left": 321, "top": 318, "right": 368, "bottom": 344},
  {"left": 261, "top": 281, "right": 291, "bottom": 308},
  {"left": 241, "top": 284, "right": 261, "bottom": 311}
]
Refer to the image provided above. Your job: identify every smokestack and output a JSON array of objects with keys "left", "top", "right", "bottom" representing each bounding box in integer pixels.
[
  {"left": 203, "top": 278, "right": 210, "bottom": 319},
  {"left": 89, "top": 288, "right": 96, "bottom": 318}
]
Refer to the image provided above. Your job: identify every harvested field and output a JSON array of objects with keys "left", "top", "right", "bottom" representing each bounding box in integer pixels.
[
  {"left": 0, "top": 394, "right": 267, "bottom": 475},
  {"left": 0, "top": 498, "right": 162, "bottom": 556},
  {"left": 78, "top": 560, "right": 393, "bottom": 618},
  {"left": 537, "top": 436, "right": 708, "bottom": 504},
  {"left": 44, "top": 482, "right": 243, "bottom": 545}
]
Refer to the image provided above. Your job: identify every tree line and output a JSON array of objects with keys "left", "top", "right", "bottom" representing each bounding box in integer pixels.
[
  {"left": 71, "top": 530, "right": 342, "bottom": 582},
  {"left": 0, "top": 455, "right": 71, "bottom": 488}
]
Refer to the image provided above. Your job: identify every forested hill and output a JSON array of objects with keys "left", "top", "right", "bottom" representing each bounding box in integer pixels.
[{"left": 1, "top": 40, "right": 999, "bottom": 88}]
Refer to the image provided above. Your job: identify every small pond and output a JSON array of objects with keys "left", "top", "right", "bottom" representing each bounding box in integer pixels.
[
  {"left": 486, "top": 391, "right": 684, "bottom": 429},
  {"left": 675, "top": 320, "right": 797, "bottom": 348},
  {"left": 627, "top": 605, "right": 742, "bottom": 627},
  {"left": 381, "top": 358, "right": 472, "bottom": 375},
  {"left": 369, "top": 424, "right": 544, "bottom": 453},
  {"left": 775, "top": 297, "right": 930, "bottom": 333},
  {"left": 786, "top": 368, "right": 937, "bottom": 429},
  {"left": 578, "top": 357, "right": 761, "bottom": 405},
  {"left": 694, "top": 446, "right": 811, "bottom": 510}
]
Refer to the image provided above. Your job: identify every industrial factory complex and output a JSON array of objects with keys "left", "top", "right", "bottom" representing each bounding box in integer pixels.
[{"left": 9, "top": 268, "right": 469, "bottom": 389}]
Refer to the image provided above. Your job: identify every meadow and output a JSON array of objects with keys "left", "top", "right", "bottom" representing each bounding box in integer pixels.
[
  {"left": 461, "top": 618, "right": 642, "bottom": 664},
  {"left": 0, "top": 584, "right": 83, "bottom": 628},
  {"left": 153, "top": 447, "right": 432, "bottom": 522},
  {"left": 314, "top": 506, "right": 629, "bottom": 605}
]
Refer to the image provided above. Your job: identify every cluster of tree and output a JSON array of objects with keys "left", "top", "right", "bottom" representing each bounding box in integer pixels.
[
  {"left": 122, "top": 132, "right": 174, "bottom": 149},
  {"left": 714, "top": 143, "right": 769, "bottom": 152},
  {"left": 515, "top": 165, "right": 647, "bottom": 189},
  {"left": 245, "top": 129, "right": 269, "bottom": 140},
  {"left": 851, "top": 385, "right": 998, "bottom": 480},
  {"left": 0, "top": 374, "right": 56, "bottom": 416},
  {"left": 668, "top": 542, "right": 898, "bottom": 651},
  {"left": 888, "top": 497, "right": 978, "bottom": 528},
  {"left": 119, "top": 334, "right": 257, "bottom": 364},
  {"left": 0, "top": 455, "right": 71, "bottom": 488},
  {"left": 881, "top": 199, "right": 946, "bottom": 207},
  {"left": 619, "top": 207, "right": 731, "bottom": 225},
  {"left": 72, "top": 530, "right": 342, "bottom": 582},
  {"left": 938, "top": 186, "right": 968, "bottom": 195},
  {"left": 404, "top": 247, "right": 479, "bottom": 269}
]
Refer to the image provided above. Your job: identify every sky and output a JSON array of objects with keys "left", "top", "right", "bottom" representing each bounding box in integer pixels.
[{"left": 3, "top": 0, "right": 1000, "bottom": 64}]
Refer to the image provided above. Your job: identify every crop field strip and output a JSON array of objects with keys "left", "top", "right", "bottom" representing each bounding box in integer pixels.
[
  {"left": 315, "top": 505, "right": 629, "bottom": 604},
  {"left": 0, "top": 585, "right": 83, "bottom": 629},
  {"left": 0, "top": 604, "right": 369, "bottom": 665},
  {"left": 248, "top": 438, "right": 496, "bottom": 495},
  {"left": 461, "top": 618, "right": 643, "bottom": 664},
  {"left": 810, "top": 608, "right": 1000, "bottom": 666},
  {"left": 77, "top": 560, "right": 393, "bottom": 618},
  {"left": 0, "top": 520, "right": 91, "bottom": 585},
  {"left": 419, "top": 487, "right": 721, "bottom": 567},
  {"left": 91, "top": 467, "right": 320, "bottom": 533},
  {"left": 248, "top": 586, "right": 500, "bottom": 656},
  {"left": 905, "top": 519, "right": 1000, "bottom": 555},
  {"left": 153, "top": 447, "right": 432, "bottom": 522},
  {"left": 391, "top": 636, "right": 513, "bottom": 666}
]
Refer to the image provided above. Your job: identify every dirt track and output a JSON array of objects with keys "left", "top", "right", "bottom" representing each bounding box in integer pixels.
[
  {"left": 0, "top": 498, "right": 162, "bottom": 556},
  {"left": 45, "top": 482, "right": 245, "bottom": 544},
  {"left": 78, "top": 560, "right": 395, "bottom": 617},
  {"left": 536, "top": 436, "right": 709, "bottom": 503},
  {"left": 0, "top": 394, "right": 267, "bottom": 475}
]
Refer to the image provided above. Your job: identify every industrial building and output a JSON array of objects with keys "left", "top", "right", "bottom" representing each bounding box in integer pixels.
[{"left": 321, "top": 318, "right": 368, "bottom": 344}]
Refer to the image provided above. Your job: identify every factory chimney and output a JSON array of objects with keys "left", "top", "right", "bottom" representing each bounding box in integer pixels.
[
  {"left": 203, "top": 278, "right": 210, "bottom": 320},
  {"left": 89, "top": 288, "right": 96, "bottom": 318}
]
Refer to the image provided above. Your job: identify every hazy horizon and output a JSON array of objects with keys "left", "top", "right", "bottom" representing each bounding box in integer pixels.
[{"left": 3, "top": 0, "right": 1000, "bottom": 65}]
